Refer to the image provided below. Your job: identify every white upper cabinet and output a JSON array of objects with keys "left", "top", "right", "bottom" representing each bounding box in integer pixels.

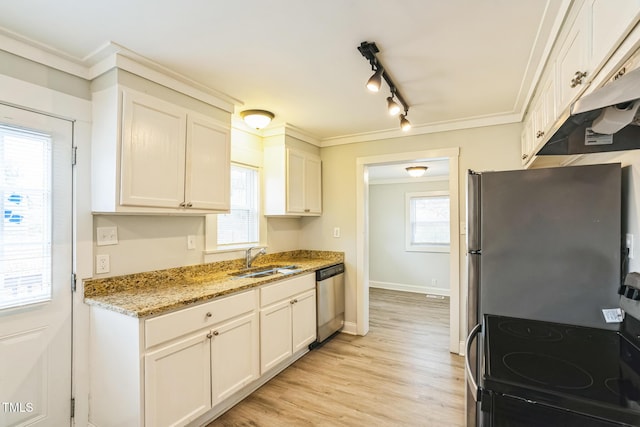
[
  {"left": 590, "top": 0, "right": 640, "bottom": 71},
  {"left": 555, "top": 2, "right": 591, "bottom": 113},
  {"left": 92, "top": 82, "right": 230, "bottom": 214},
  {"left": 263, "top": 135, "right": 322, "bottom": 217}
]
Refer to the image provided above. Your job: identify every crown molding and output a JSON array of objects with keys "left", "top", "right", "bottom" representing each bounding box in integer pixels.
[
  {"left": 320, "top": 113, "right": 522, "bottom": 147},
  {"left": 261, "top": 123, "right": 321, "bottom": 146}
]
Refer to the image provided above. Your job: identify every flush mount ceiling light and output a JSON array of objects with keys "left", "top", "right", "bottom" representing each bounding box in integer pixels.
[
  {"left": 240, "top": 109, "right": 274, "bottom": 129},
  {"left": 358, "top": 41, "right": 412, "bottom": 132},
  {"left": 406, "top": 166, "right": 428, "bottom": 177}
]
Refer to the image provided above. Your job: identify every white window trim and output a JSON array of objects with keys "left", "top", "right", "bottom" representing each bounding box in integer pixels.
[
  {"left": 405, "top": 190, "right": 450, "bottom": 253},
  {"left": 204, "top": 162, "right": 267, "bottom": 254}
]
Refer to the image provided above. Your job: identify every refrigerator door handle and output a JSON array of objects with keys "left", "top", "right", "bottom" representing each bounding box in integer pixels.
[{"left": 465, "top": 323, "right": 482, "bottom": 402}]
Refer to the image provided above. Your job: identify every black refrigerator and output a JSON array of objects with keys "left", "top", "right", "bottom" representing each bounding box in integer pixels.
[{"left": 465, "top": 163, "right": 622, "bottom": 426}]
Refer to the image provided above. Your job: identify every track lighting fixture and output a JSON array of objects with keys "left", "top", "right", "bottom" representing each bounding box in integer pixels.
[
  {"left": 400, "top": 113, "right": 411, "bottom": 131},
  {"left": 366, "top": 65, "right": 384, "bottom": 92},
  {"left": 387, "top": 98, "right": 401, "bottom": 116},
  {"left": 358, "top": 41, "right": 412, "bottom": 131}
]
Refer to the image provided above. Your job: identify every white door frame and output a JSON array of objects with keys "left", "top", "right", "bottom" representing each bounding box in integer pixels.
[{"left": 355, "top": 147, "right": 461, "bottom": 353}]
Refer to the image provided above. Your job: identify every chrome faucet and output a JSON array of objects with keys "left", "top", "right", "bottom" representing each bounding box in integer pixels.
[{"left": 245, "top": 246, "right": 266, "bottom": 268}]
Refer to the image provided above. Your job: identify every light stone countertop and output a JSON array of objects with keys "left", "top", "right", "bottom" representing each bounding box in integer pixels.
[{"left": 83, "top": 250, "right": 344, "bottom": 318}]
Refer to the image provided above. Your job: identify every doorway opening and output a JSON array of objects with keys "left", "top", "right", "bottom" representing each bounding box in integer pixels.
[{"left": 355, "top": 148, "right": 461, "bottom": 354}]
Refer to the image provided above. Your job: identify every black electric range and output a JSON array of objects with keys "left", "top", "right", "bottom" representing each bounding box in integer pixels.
[{"left": 481, "top": 314, "right": 640, "bottom": 426}]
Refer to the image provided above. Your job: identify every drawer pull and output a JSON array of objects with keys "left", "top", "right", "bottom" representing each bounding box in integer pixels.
[
  {"left": 213, "top": 331, "right": 219, "bottom": 336},
  {"left": 206, "top": 312, "right": 212, "bottom": 318},
  {"left": 207, "top": 333, "right": 212, "bottom": 339}
]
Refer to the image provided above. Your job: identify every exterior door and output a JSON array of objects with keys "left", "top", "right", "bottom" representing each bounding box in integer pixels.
[{"left": 0, "top": 104, "right": 73, "bottom": 426}]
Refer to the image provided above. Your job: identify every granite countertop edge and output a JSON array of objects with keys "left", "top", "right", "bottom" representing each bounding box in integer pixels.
[{"left": 83, "top": 250, "right": 344, "bottom": 318}]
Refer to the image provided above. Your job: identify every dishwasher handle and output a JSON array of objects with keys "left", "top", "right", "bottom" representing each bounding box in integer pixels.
[{"left": 465, "top": 323, "right": 482, "bottom": 402}]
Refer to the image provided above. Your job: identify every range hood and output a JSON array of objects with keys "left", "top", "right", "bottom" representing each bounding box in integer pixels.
[{"left": 538, "top": 65, "right": 640, "bottom": 156}]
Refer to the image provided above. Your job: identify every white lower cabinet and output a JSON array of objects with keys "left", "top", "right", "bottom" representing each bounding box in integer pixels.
[
  {"left": 260, "top": 273, "right": 317, "bottom": 374},
  {"left": 145, "top": 332, "right": 212, "bottom": 427},
  {"left": 89, "top": 274, "right": 318, "bottom": 427}
]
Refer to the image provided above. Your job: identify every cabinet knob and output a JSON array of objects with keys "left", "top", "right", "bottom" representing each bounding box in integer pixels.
[
  {"left": 304, "top": 209, "right": 310, "bottom": 213},
  {"left": 522, "top": 154, "right": 528, "bottom": 160},
  {"left": 290, "top": 300, "right": 295, "bottom": 305},
  {"left": 570, "top": 71, "right": 587, "bottom": 88},
  {"left": 179, "top": 202, "right": 186, "bottom": 208},
  {"left": 207, "top": 333, "right": 213, "bottom": 339},
  {"left": 213, "top": 331, "right": 219, "bottom": 336},
  {"left": 536, "top": 130, "right": 544, "bottom": 138},
  {"left": 206, "top": 312, "right": 212, "bottom": 318},
  {"left": 186, "top": 202, "right": 193, "bottom": 208}
]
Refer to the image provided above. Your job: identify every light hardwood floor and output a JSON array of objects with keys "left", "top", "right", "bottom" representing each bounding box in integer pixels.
[{"left": 208, "top": 288, "right": 465, "bottom": 426}]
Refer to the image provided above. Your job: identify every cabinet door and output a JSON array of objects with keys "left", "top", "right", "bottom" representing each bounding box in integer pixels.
[
  {"left": 185, "top": 114, "right": 230, "bottom": 211},
  {"left": 590, "top": 0, "right": 640, "bottom": 72},
  {"left": 555, "top": 3, "right": 590, "bottom": 113},
  {"left": 521, "top": 117, "right": 534, "bottom": 166},
  {"left": 286, "top": 149, "right": 306, "bottom": 213},
  {"left": 145, "top": 332, "right": 211, "bottom": 427},
  {"left": 121, "top": 90, "right": 187, "bottom": 208},
  {"left": 210, "top": 312, "right": 259, "bottom": 405},
  {"left": 260, "top": 300, "right": 292, "bottom": 374},
  {"left": 304, "top": 156, "right": 322, "bottom": 214},
  {"left": 291, "top": 289, "right": 317, "bottom": 353}
]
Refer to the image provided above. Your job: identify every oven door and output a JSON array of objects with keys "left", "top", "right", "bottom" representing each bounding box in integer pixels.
[{"left": 488, "top": 393, "right": 625, "bottom": 427}]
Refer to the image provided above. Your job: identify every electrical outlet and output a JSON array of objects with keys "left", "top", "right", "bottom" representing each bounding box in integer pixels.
[
  {"left": 187, "top": 235, "right": 196, "bottom": 250},
  {"left": 627, "top": 233, "right": 634, "bottom": 259},
  {"left": 431, "top": 278, "right": 438, "bottom": 286},
  {"left": 333, "top": 227, "right": 340, "bottom": 238},
  {"left": 96, "top": 254, "right": 110, "bottom": 274},
  {"left": 96, "top": 226, "right": 118, "bottom": 246}
]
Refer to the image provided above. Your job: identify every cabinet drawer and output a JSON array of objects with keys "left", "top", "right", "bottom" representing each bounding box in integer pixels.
[
  {"left": 260, "top": 273, "right": 315, "bottom": 307},
  {"left": 145, "top": 289, "right": 257, "bottom": 349}
]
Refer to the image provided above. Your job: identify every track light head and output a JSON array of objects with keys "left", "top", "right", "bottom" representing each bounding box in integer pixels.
[
  {"left": 400, "top": 113, "right": 411, "bottom": 132},
  {"left": 387, "top": 96, "right": 401, "bottom": 116},
  {"left": 366, "top": 66, "right": 384, "bottom": 92}
]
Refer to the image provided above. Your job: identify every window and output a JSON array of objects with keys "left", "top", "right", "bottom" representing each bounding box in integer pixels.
[
  {"left": 406, "top": 191, "right": 450, "bottom": 252},
  {"left": 217, "top": 164, "right": 259, "bottom": 246},
  {"left": 1, "top": 125, "right": 52, "bottom": 309}
]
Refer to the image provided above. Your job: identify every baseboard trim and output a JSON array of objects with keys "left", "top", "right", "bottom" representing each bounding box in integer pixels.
[
  {"left": 370, "top": 280, "right": 450, "bottom": 297},
  {"left": 342, "top": 321, "right": 358, "bottom": 335}
]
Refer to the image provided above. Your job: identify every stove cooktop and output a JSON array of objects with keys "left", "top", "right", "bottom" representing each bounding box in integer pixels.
[{"left": 483, "top": 315, "right": 640, "bottom": 425}]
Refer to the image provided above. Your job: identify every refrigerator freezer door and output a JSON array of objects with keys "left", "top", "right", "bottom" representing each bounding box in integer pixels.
[
  {"left": 479, "top": 163, "right": 621, "bottom": 329},
  {"left": 467, "top": 171, "right": 481, "bottom": 252}
]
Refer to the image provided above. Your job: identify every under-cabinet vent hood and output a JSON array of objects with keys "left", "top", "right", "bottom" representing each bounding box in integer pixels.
[{"left": 538, "top": 66, "right": 640, "bottom": 156}]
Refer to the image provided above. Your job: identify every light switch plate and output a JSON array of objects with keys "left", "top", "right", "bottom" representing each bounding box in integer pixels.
[{"left": 97, "top": 226, "right": 118, "bottom": 246}]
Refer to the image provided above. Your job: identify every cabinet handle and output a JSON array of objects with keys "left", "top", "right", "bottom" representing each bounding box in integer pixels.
[
  {"left": 179, "top": 202, "right": 186, "bottom": 208},
  {"left": 536, "top": 130, "right": 544, "bottom": 139},
  {"left": 614, "top": 67, "right": 626, "bottom": 80},
  {"left": 213, "top": 331, "right": 219, "bottom": 336},
  {"left": 570, "top": 71, "right": 587, "bottom": 88},
  {"left": 294, "top": 299, "right": 298, "bottom": 304},
  {"left": 304, "top": 209, "right": 310, "bottom": 213},
  {"left": 206, "top": 312, "right": 212, "bottom": 318},
  {"left": 186, "top": 202, "right": 193, "bottom": 208},
  {"left": 522, "top": 154, "right": 528, "bottom": 160},
  {"left": 207, "top": 333, "right": 213, "bottom": 339}
]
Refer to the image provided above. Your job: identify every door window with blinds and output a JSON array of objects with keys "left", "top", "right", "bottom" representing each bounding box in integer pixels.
[
  {"left": 406, "top": 191, "right": 450, "bottom": 253},
  {"left": 1, "top": 125, "right": 52, "bottom": 309},
  {"left": 217, "top": 164, "right": 259, "bottom": 246}
]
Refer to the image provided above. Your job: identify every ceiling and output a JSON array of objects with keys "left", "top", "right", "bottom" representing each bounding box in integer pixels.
[{"left": 0, "top": 1, "right": 567, "bottom": 143}]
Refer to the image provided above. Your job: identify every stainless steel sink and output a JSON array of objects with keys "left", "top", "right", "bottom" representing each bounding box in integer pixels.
[{"left": 229, "top": 265, "right": 300, "bottom": 279}]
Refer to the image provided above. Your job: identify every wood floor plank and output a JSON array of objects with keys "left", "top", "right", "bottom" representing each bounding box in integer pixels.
[{"left": 208, "top": 288, "right": 465, "bottom": 426}]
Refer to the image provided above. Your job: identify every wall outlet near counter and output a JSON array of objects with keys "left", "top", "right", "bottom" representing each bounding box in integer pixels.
[
  {"left": 627, "top": 233, "right": 634, "bottom": 259},
  {"left": 96, "top": 254, "right": 110, "bottom": 274},
  {"left": 187, "top": 235, "right": 196, "bottom": 250}
]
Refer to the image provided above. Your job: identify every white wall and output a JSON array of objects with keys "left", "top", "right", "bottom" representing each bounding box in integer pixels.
[
  {"left": 369, "top": 179, "right": 450, "bottom": 295},
  {"left": 571, "top": 150, "right": 640, "bottom": 274},
  {"left": 300, "top": 124, "right": 523, "bottom": 343}
]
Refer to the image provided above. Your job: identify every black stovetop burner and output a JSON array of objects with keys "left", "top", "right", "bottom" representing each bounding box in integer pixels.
[{"left": 483, "top": 314, "right": 640, "bottom": 425}]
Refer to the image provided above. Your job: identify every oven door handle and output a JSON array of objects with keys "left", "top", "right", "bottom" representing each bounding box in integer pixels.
[{"left": 465, "top": 323, "right": 482, "bottom": 402}]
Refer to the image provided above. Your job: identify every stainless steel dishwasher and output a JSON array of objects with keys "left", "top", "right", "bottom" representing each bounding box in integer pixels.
[{"left": 311, "top": 263, "right": 345, "bottom": 348}]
